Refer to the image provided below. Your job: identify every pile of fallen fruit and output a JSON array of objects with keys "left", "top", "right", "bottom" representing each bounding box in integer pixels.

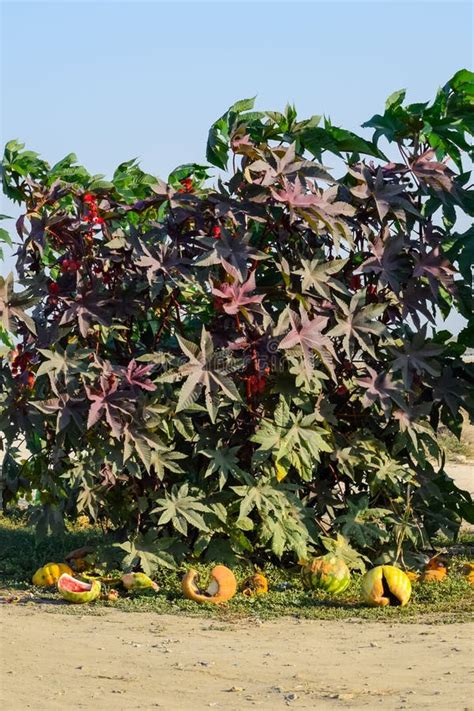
[{"left": 30, "top": 547, "right": 474, "bottom": 608}]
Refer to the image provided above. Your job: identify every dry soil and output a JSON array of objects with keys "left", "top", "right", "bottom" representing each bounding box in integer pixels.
[
  {"left": 1, "top": 463, "right": 472, "bottom": 711},
  {"left": 1, "top": 607, "right": 473, "bottom": 711}
]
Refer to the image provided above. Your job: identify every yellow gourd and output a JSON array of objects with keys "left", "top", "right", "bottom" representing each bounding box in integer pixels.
[
  {"left": 463, "top": 562, "right": 474, "bottom": 585},
  {"left": 32, "top": 562, "right": 73, "bottom": 587},
  {"left": 242, "top": 573, "right": 269, "bottom": 596}
]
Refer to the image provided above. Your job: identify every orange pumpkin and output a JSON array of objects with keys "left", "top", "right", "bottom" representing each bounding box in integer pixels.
[
  {"left": 242, "top": 573, "right": 268, "bottom": 596},
  {"left": 182, "top": 565, "right": 237, "bottom": 604},
  {"left": 106, "top": 589, "right": 120, "bottom": 602},
  {"left": 420, "top": 556, "right": 447, "bottom": 583}
]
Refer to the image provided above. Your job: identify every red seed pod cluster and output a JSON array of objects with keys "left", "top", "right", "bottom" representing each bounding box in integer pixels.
[
  {"left": 211, "top": 226, "right": 221, "bottom": 239},
  {"left": 244, "top": 365, "right": 270, "bottom": 401},
  {"left": 178, "top": 177, "right": 193, "bottom": 194},
  {"left": 10, "top": 345, "right": 30, "bottom": 374},
  {"left": 10, "top": 346, "right": 36, "bottom": 388},
  {"left": 47, "top": 280, "right": 61, "bottom": 306},
  {"left": 83, "top": 193, "right": 105, "bottom": 224},
  {"left": 60, "top": 258, "right": 81, "bottom": 273},
  {"left": 349, "top": 274, "right": 361, "bottom": 290},
  {"left": 246, "top": 373, "right": 267, "bottom": 399},
  {"left": 25, "top": 371, "right": 36, "bottom": 389}
]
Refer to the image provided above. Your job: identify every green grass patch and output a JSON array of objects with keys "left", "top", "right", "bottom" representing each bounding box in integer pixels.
[{"left": 1, "top": 513, "right": 473, "bottom": 623}]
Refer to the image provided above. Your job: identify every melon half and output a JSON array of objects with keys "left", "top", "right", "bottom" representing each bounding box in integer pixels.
[{"left": 57, "top": 573, "right": 101, "bottom": 604}]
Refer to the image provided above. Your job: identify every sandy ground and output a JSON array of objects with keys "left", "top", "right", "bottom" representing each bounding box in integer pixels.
[
  {"left": 446, "top": 463, "right": 473, "bottom": 497},
  {"left": 0, "top": 462, "right": 472, "bottom": 711},
  {"left": 1, "top": 607, "right": 473, "bottom": 711}
]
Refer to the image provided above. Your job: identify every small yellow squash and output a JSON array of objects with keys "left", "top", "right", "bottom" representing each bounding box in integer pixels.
[
  {"left": 242, "top": 573, "right": 269, "bottom": 596},
  {"left": 32, "top": 562, "right": 74, "bottom": 587}
]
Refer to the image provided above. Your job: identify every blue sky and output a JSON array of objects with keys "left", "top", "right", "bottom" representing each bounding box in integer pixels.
[{"left": 1, "top": 0, "right": 472, "bottom": 331}]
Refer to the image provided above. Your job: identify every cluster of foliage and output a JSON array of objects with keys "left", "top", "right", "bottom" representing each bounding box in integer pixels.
[{"left": 0, "top": 70, "right": 473, "bottom": 571}]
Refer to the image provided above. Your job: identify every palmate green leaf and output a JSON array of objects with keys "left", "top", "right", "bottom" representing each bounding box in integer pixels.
[
  {"left": 172, "top": 413, "right": 196, "bottom": 441},
  {"left": 388, "top": 325, "right": 444, "bottom": 388},
  {"left": 261, "top": 515, "right": 309, "bottom": 560},
  {"left": 232, "top": 476, "right": 316, "bottom": 558},
  {"left": 417, "top": 468, "right": 474, "bottom": 539},
  {"left": 392, "top": 405, "right": 440, "bottom": 466},
  {"left": 448, "top": 68, "right": 474, "bottom": 97},
  {"left": 251, "top": 398, "right": 332, "bottom": 481},
  {"left": 335, "top": 496, "right": 395, "bottom": 550},
  {"left": 2, "top": 140, "right": 49, "bottom": 202},
  {"left": 329, "top": 292, "right": 386, "bottom": 359},
  {"left": 124, "top": 428, "right": 187, "bottom": 478},
  {"left": 445, "top": 225, "right": 474, "bottom": 287},
  {"left": 36, "top": 345, "right": 89, "bottom": 378},
  {"left": 296, "top": 257, "right": 349, "bottom": 300},
  {"left": 338, "top": 432, "right": 415, "bottom": 493},
  {"left": 300, "top": 124, "right": 387, "bottom": 160},
  {"left": 151, "top": 484, "right": 211, "bottom": 537},
  {"left": 366, "top": 451, "right": 413, "bottom": 494},
  {"left": 76, "top": 483, "right": 98, "bottom": 521},
  {"left": 385, "top": 89, "right": 406, "bottom": 111},
  {"left": 168, "top": 162, "right": 210, "bottom": 187},
  {"left": 0, "top": 325, "right": 14, "bottom": 347},
  {"left": 116, "top": 531, "right": 176, "bottom": 575},
  {"left": 0, "top": 227, "right": 12, "bottom": 247},
  {"left": 175, "top": 328, "right": 241, "bottom": 423},
  {"left": 0, "top": 272, "right": 37, "bottom": 334},
  {"left": 150, "top": 448, "right": 187, "bottom": 480},
  {"left": 206, "top": 97, "right": 261, "bottom": 169},
  {"left": 319, "top": 533, "right": 369, "bottom": 573},
  {"left": 232, "top": 477, "right": 288, "bottom": 519},
  {"left": 47, "top": 153, "right": 91, "bottom": 185},
  {"left": 200, "top": 445, "right": 246, "bottom": 489}
]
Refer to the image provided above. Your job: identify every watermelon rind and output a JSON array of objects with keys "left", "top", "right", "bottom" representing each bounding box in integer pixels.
[
  {"left": 301, "top": 554, "right": 351, "bottom": 595},
  {"left": 57, "top": 573, "right": 101, "bottom": 604}
]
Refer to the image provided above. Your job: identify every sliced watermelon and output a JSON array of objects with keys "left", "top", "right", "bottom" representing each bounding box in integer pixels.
[{"left": 57, "top": 573, "right": 101, "bottom": 604}]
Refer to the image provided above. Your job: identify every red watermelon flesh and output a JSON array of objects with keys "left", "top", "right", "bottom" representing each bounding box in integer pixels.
[
  {"left": 59, "top": 575, "right": 93, "bottom": 593},
  {"left": 57, "top": 573, "right": 101, "bottom": 603}
]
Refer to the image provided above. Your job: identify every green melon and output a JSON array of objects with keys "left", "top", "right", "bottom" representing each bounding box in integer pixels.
[
  {"left": 57, "top": 573, "right": 101, "bottom": 604},
  {"left": 301, "top": 554, "right": 351, "bottom": 594}
]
